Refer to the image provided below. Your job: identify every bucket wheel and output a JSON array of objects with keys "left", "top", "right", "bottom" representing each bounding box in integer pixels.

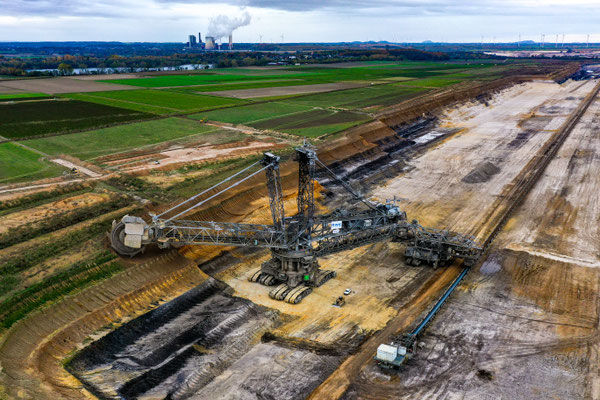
[{"left": 110, "top": 221, "right": 145, "bottom": 257}]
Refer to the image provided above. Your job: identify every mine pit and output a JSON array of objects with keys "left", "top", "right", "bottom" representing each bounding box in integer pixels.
[{"left": 4, "top": 71, "right": 598, "bottom": 400}]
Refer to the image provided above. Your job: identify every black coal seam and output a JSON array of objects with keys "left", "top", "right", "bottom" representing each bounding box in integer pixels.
[
  {"left": 68, "top": 280, "right": 221, "bottom": 370},
  {"left": 117, "top": 346, "right": 203, "bottom": 399},
  {"left": 118, "top": 305, "right": 260, "bottom": 398}
]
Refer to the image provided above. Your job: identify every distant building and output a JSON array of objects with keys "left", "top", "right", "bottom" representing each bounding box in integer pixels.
[
  {"left": 198, "top": 32, "right": 203, "bottom": 44},
  {"left": 229, "top": 34, "right": 233, "bottom": 50},
  {"left": 188, "top": 35, "right": 197, "bottom": 48},
  {"left": 205, "top": 36, "right": 215, "bottom": 50}
]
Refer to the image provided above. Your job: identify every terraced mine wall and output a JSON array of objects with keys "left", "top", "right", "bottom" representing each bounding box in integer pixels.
[{"left": 0, "top": 252, "right": 208, "bottom": 399}]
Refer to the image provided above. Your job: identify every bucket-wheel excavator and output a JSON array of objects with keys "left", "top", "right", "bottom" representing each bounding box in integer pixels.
[{"left": 110, "top": 143, "right": 481, "bottom": 304}]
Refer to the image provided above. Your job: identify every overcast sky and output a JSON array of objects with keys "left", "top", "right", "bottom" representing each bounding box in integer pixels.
[{"left": 0, "top": 0, "right": 599, "bottom": 43}]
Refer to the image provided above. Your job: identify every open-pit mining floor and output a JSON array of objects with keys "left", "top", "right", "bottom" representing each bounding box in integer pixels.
[
  {"left": 338, "top": 81, "right": 600, "bottom": 400},
  {"left": 2, "top": 78, "right": 599, "bottom": 400}
]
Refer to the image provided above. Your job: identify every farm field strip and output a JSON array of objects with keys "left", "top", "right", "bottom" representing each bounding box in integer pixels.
[
  {"left": 394, "top": 77, "right": 464, "bottom": 88},
  {"left": 180, "top": 79, "right": 307, "bottom": 92},
  {"left": 63, "top": 89, "right": 247, "bottom": 114},
  {"left": 279, "top": 85, "right": 429, "bottom": 110},
  {"left": 101, "top": 72, "right": 320, "bottom": 88},
  {"left": 0, "top": 99, "right": 153, "bottom": 139},
  {"left": 190, "top": 101, "right": 314, "bottom": 125},
  {"left": 248, "top": 108, "right": 372, "bottom": 137},
  {"left": 0, "top": 92, "right": 50, "bottom": 101},
  {"left": 0, "top": 142, "right": 66, "bottom": 183},
  {"left": 201, "top": 82, "right": 369, "bottom": 99},
  {"left": 189, "top": 101, "right": 369, "bottom": 137},
  {"left": 22, "top": 117, "right": 218, "bottom": 160},
  {"left": 64, "top": 92, "right": 178, "bottom": 114}
]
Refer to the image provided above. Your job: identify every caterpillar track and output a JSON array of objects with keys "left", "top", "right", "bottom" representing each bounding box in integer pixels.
[
  {"left": 268, "top": 284, "right": 313, "bottom": 304},
  {"left": 313, "top": 269, "right": 337, "bottom": 287},
  {"left": 248, "top": 270, "right": 276, "bottom": 286}
]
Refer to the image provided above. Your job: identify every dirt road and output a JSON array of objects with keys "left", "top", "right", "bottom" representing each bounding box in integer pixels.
[{"left": 307, "top": 263, "right": 462, "bottom": 400}]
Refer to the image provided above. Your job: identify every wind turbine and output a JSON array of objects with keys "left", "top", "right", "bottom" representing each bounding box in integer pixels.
[
  {"left": 555, "top": 34, "right": 559, "bottom": 48},
  {"left": 541, "top": 34, "right": 545, "bottom": 48},
  {"left": 518, "top": 33, "right": 521, "bottom": 47},
  {"left": 586, "top": 34, "right": 590, "bottom": 48},
  {"left": 281, "top": 34, "right": 284, "bottom": 43},
  {"left": 561, "top": 33, "right": 565, "bottom": 47}
]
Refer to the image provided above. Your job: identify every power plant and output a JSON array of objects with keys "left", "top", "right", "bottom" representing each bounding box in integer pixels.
[
  {"left": 204, "top": 36, "right": 215, "bottom": 50},
  {"left": 185, "top": 31, "right": 233, "bottom": 50}
]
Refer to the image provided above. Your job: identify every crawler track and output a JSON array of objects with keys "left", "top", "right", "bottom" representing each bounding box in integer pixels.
[{"left": 308, "top": 79, "right": 600, "bottom": 400}]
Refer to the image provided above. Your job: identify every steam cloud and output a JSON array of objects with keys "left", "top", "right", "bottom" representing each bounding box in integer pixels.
[{"left": 207, "top": 11, "right": 251, "bottom": 40}]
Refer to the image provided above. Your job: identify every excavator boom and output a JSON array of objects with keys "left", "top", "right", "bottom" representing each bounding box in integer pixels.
[{"left": 110, "top": 144, "right": 482, "bottom": 303}]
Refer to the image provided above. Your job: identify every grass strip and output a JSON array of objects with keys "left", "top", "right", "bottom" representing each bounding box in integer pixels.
[
  {"left": 0, "top": 251, "right": 124, "bottom": 329},
  {"left": 0, "top": 213, "right": 127, "bottom": 275},
  {"left": 0, "top": 196, "right": 130, "bottom": 250},
  {"left": 0, "top": 182, "right": 93, "bottom": 213}
]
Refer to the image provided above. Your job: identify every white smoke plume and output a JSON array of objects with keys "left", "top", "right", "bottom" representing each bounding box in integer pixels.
[{"left": 207, "top": 11, "right": 251, "bottom": 40}]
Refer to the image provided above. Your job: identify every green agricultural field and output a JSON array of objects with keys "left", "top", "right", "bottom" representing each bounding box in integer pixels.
[
  {"left": 394, "top": 77, "right": 463, "bottom": 88},
  {"left": 281, "top": 85, "right": 428, "bottom": 110},
  {"left": 172, "top": 79, "right": 307, "bottom": 93},
  {"left": 102, "top": 62, "right": 500, "bottom": 98},
  {"left": 190, "top": 102, "right": 312, "bottom": 125},
  {"left": 0, "top": 93, "right": 50, "bottom": 101},
  {"left": 0, "top": 99, "right": 152, "bottom": 139},
  {"left": 102, "top": 73, "right": 313, "bottom": 88},
  {"left": 23, "top": 117, "right": 216, "bottom": 160},
  {"left": 0, "top": 142, "right": 65, "bottom": 183},
  {"left": 249, "top": 109, "right": 371, "bottom": 137},
  {"left": 64, "top": 89, "right": 246, "bottom": 114}
]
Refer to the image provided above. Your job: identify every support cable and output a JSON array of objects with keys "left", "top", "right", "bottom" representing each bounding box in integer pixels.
[
  {"left": 315, "top": 158, "right": 381, "bottom": 213},
  {"left": 156, "top": 160, "right": 262, "bottom": 219},
  {"left": 163, "top": 164, "right": 271, "bottom": 223}
]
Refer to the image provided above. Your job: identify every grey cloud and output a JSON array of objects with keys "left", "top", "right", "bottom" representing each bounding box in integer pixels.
[
  {"left": 2, "top": 0, "right": 145, "bottom": 17},
  {"left": 2, "top": 0, "right": 599, "bottom": 19}
]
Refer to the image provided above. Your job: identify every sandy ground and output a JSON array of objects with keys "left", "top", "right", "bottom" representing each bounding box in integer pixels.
[
  {"left": 500, "top": 95, "right": 600, "bottom": 265},
  {"left": 343, "top": 85, "right": 600, "bottom": 399},
  {"left": 373, "top": 79, "right": 597, "bottom": 240},
  {"left": 0, "top": 85, "right": 27, "bottom": 94},
  {"left": 51, "top": 158, "right": 102, "bottom": 177},
  {"left": 0, "top": 192, "right": 110, "bottom": 235},
  {"left": 217, "top": 242, "right": 431, "bottom": 345},
  {"left": 70, "top": 73, "right": 141, "bottom": 81},
  {"left": 0, "top": 77, "right": 137, "bottom": 94},
  {"left": 115, "top": 140, "right": 279, "bottom": 173},
  {"left": 203, "top": 82, "right": 368, "bottom": 99}
]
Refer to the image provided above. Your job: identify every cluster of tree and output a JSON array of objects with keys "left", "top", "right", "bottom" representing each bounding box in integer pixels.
[
  {"left": 0, "top": 52, "right": 272, "bottom": 76},
  {"left": 1, "top": 47, "right": 452, "bottom": 76}
]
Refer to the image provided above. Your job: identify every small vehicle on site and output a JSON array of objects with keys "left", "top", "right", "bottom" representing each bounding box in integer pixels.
[
  {"left": 333, "top": 296, "right": 346, "bottom": 307},
  {"left": 343, "top": 288, "right": 352, "bottom": 295}
]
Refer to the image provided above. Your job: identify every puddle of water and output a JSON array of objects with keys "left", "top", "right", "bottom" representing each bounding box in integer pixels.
[{"left": 480, "top": 256, "right": 502, "bottom": 275}]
